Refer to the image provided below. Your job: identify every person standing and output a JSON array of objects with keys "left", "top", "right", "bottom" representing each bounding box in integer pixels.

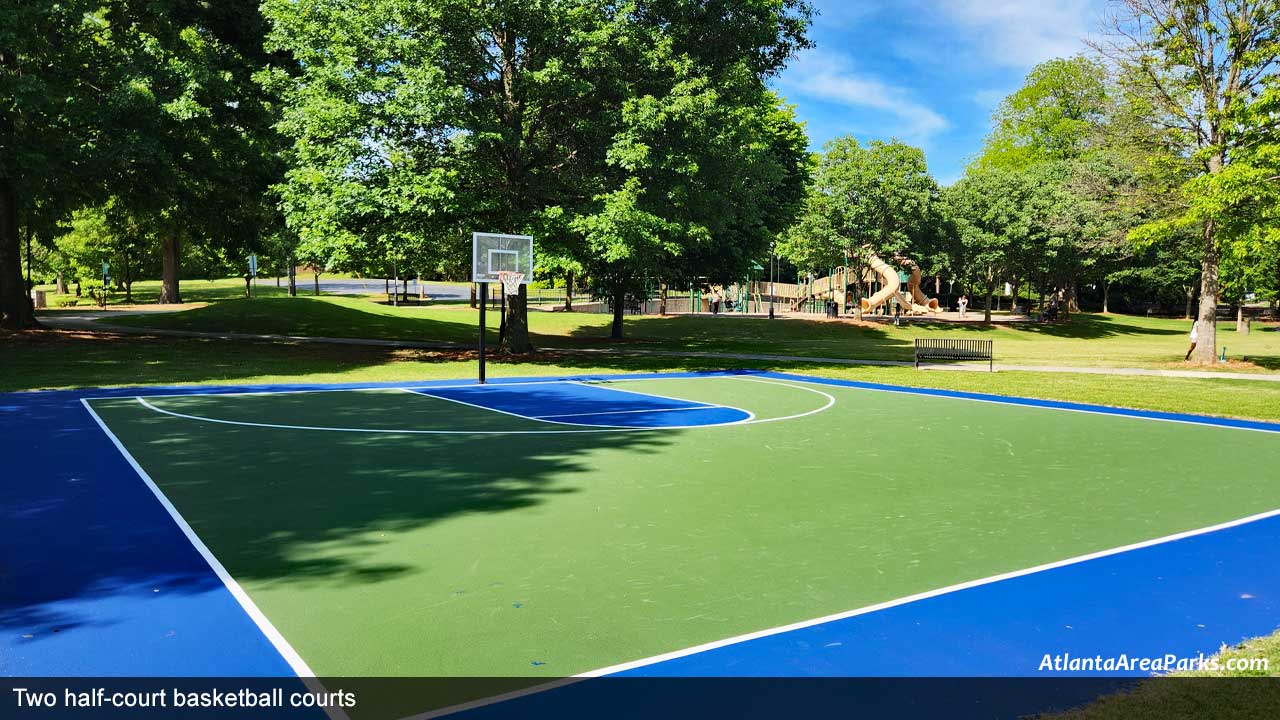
[
  {"left": 1185, "top": 322, "right": 1199, "bottom": 360},
  {"left": 957, "top": 294, "right": 969, "bottom": 319}
]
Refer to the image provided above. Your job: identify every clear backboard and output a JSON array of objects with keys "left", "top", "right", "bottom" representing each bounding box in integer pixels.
[{"left": 472, "top": 232, "right": 533, "bottom": 284}]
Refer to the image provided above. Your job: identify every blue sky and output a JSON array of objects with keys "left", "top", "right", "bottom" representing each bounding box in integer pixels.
[{"left": 772, "top": 0, "right": 1105, "bottom": 184}]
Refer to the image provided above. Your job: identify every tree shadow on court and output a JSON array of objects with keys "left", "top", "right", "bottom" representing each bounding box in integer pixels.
[
  {"left": 0, "top": 388, "right": 685, "bottom": 648},
  {"left": 91, "top": 399, "right": 680, "bottom": 588},
  {"left": 0, "top": 393, "right": 234, "bottom": 642}
]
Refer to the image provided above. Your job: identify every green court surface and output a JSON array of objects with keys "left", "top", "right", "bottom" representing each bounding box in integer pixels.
[{"left": 85, "top": 374, "right": 1280, "bottom": 678}]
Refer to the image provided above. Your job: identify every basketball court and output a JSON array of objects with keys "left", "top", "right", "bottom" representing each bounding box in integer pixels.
[{"left": 6, "top": 235, "right": 1280, "bottom": 716}]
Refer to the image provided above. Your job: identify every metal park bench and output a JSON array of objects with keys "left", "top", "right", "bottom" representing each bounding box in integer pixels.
[{"left": 914, "top": 338, "right": 993, "bottom": 372}]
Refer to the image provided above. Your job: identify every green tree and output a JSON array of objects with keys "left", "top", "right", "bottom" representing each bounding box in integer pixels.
[
  {"left": 779, "top": 137, "right": 940, "bottom": 291},
  {"left": 944, "top": 168, "right": 1037, "bottom": 322},
  {"left": 977, "top": 56, "right": 1110, "bottom": 171},
  {"left": 0, "top": 1, "right": 115, "bottom": 328},
  {"left": 268, "top": 0, "right": 812, "bottom": 344},
  {"left": 106, "top": 0, "right": 285, "bottom": 304},
  {"left": 1094, "top": 0, "right": 1280, "bottom": 361},
  {"left": 1, "top": 1, "right": 284, "bottom": 327}
]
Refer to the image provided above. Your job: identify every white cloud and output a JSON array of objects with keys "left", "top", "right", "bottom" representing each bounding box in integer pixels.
[
  {"left": 928, "top": 0, "right": 1099, "bottom": 68},
  {"left": 778, "top": 48, "right": 949, "bottom": 143}
]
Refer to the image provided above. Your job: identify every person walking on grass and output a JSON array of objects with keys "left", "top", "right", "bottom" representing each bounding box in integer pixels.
[{"left": 1185, "top": 322, "right": 1198, "bottom": 361}]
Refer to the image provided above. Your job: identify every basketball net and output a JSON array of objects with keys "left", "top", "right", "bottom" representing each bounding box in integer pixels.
[{"left": 497, "top": 270, "right": 524, "bottom": 297}]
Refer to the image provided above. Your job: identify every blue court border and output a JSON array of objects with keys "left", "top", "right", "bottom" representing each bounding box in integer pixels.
[{"left": 3, "top": 369, "right": 1277, "bottom": 686}]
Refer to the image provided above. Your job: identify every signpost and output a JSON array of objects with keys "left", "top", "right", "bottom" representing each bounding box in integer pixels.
[{"left": 249, "top": 255, "right": 258, "bottom": 298}]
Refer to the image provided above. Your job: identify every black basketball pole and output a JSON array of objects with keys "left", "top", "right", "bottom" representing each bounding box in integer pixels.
[{"left": 478, "top": 281, "right": 487, "bottom": 384}]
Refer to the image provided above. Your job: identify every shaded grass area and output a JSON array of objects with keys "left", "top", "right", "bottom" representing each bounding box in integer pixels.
[
  {"left": 98, "top": 295, "right": 1280, "bottom": 371},
  {"left": 4, "top": 330, "right": 1280, "bottom": 423},
  {"left": 1041, "top": 632, "right": 1280, "bottom": 719}
]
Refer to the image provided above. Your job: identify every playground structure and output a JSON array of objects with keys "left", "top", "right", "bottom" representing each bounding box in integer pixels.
[
  {"left": 785, "top": 253, "right": 943, "bottom": 317},
  {"left": 860, "top": 252, "right": 941, "bottom": 316},
  {"left": 566, "top": 254, "right": 945, "bottom": 318},
  {"left": 790, "top": 266, "right": 859, "bottom": 314}
]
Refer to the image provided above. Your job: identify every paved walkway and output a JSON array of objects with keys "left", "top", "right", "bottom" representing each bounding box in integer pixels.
[{"left": 38, "top": 311, "right": 1280, "bottom": 383}]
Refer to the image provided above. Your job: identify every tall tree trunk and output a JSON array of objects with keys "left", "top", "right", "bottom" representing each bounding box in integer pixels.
[
  {"left": 1192, "top": 220, "right": 1219, "bottom": 362},
  {"left": 470, "top": 283, "right": 477, "bottom": 309},
  {"left": 1101, "top": 278, "right": 1109, "bottom": 314},
  {"left": 287, "top": 256, "right": 296, "bottom": 297},
  {"left": 1237, "top": 304, "right": 1248, "bottom": 335},
  {"left": 659, "top": 282, "right": 668, "bottom": 315},
  {"left": 0, "top": 176, "right": 34, "bottom": 329},
  {"left": 563, "top": 271, "right": 574, "bottom": 311},
  {"left": 1011, "top": 279, "right": 1021, "bottom": 314},
  {"left": 313, "top": 272, "right": 320, "bottom": 296},
  {"left": 56, "top": 270, "right": 67, "bottom": 295},
  {"left": 500, "top": 283, "right": 532, "bottom": 353},
  {"left": 611, "top": 285, "right": 626, "bottom": 339},
  {"left": 983, "top": 280, "right": 994, "bottom": 323},
  {"left": 158, "top": 234, "right": 182, "bottom": 304},
  {"left": 1184, "top": 285, "right": 1195, "bottom": 320}
]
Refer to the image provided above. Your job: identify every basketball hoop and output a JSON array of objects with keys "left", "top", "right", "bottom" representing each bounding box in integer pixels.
[{"left": 497, "top": 270, "right": 524, "bottom": 297}]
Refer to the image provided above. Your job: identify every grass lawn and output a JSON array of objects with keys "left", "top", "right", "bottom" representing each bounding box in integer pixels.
[
  {"left": 5, "top": 330, "right": 1280, "bottom": 423},
  {"left": 1042, "top": 633, "right": 1280, "bottom": 718},
  {"left": 94, "top": 294, "right": 1280, "bottom": 372}
]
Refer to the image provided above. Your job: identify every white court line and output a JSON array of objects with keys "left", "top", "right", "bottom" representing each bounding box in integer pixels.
[
  {"left": 89, "top": 378, "right": 591, "bottom": 401},
  {"left": 134, "top": 396, "right": 622, "bottom": 435},
  {"left": 124, "top": 376, "right": 829, "bottom": 430},
  {"left": 402, "top": 387, "right": 756, "bottom": 429},
  {"left": 91, "top": 372, "right": 1280, "bottom": 435},
  {"left": 535, "top": 405, "right": 715, "bottom": 419},
  {"left": 90, "top": 373, "right": 749, "bottom": 402},
  {"left": 728, "top": 377, "right": 835, "bottom": 423},
  {"left": 82, "top": 399, "right": 351, "bottom": 718},
  {"left": 575, "top": 505, "right": 1280, "bottom": 677},
  {"left": 764, "top": 372, "right": 1280, "bottom": 435},
  {"left": 79, "top": 401, "right": 312, "bottom": 672},
  {"left": 410, "top": 505, "right": 1280, "bottom": 719},
  {"left": 121, "top": 377, "right": 834, "bottom": 434}
]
